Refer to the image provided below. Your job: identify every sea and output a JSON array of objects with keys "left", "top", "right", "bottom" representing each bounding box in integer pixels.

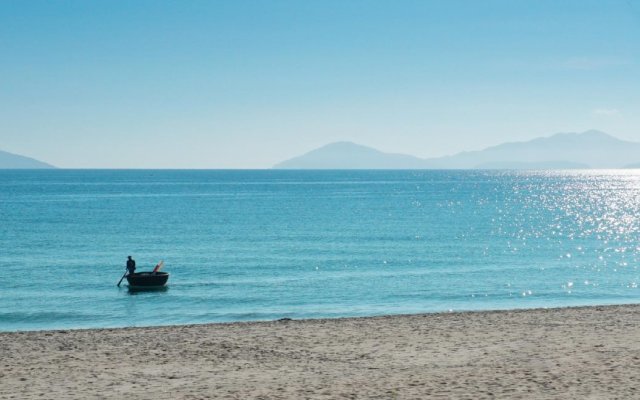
[{"left": 2, "top": 169, "right": 640, "bottom": 332}]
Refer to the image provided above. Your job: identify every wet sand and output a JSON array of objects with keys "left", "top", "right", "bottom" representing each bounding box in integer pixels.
[{"left": 2, "top": 304, "right": 640, "bottom": 399}]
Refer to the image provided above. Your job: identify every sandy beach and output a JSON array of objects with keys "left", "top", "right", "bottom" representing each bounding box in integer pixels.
[{"left": 2, "top": 305, "right": 640, "bottom": 399}]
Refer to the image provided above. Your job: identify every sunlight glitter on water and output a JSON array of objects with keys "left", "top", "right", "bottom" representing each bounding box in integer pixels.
[{"left": 2, "top": 170, "right": 640, "bottom": 331}]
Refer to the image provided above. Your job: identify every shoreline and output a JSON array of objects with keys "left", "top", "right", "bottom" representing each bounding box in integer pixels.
[
  {"left": 4, "top": 301, "right": 638, "bottom": 334},
  {"left": 3, "top": 304, "right": 640, "bottom": 399}
]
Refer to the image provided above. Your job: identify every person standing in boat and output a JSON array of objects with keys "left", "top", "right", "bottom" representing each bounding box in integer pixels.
[{"left": 126, "top": 256, "right": 136, "bottom": 275}]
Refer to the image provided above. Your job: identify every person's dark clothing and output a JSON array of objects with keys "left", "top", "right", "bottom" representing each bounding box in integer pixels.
[{"left": 126, "top": 259, "right": 136, "bottom": 274}]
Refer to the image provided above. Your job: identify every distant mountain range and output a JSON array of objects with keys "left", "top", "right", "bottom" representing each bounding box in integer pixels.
[
  {"left": 274, "top": 130, "right": 640, "bottom": 169},
  {"left": 0, "top": 149, "right": 55, "bottom": 169},
  {"left": 3, "top": 130, "right": 640, "bottom": 170}
]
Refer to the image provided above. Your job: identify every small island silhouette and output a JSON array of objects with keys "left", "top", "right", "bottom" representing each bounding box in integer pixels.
[{"left": 0, "top": 149, "right": 55, "bottom": 169}]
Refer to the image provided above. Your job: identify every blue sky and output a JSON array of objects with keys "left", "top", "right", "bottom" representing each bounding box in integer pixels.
[{"left": 1, "top": 0, "right": 639, "bottom": 168}]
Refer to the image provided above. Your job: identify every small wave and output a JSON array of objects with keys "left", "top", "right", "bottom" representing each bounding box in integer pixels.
[{"left": 0, "top": 311, "right": 98, "bottom": 324}]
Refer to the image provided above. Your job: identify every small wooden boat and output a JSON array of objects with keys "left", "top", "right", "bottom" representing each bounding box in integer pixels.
[{"left": 126, "top": 272, "right": 169, "bottom": 288}]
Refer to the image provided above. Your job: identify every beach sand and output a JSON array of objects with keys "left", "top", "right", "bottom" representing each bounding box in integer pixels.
[{"left": 2, "top": 305, "right": 640, "bottom": 399}]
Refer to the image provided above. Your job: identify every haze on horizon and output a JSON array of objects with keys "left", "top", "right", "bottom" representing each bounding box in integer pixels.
[{"left": 1, "top": 0, "right": 639, "bottom": 169}]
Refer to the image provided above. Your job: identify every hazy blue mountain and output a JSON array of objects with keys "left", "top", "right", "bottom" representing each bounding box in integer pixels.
[
  {"left": 0, "top": 150, "right": 55, "bottom": 169},
  {"left": 274, "top": 131, "right": 640, "bottom": 169},
  {"left": 427, "top": 130, "right": 639, "bottom": 169},
  {"left": 274, "top": 141, "right": 431, "bottom": 169},
  {"left": 475, "top": 161, "right": 590, "bottom": 169}
]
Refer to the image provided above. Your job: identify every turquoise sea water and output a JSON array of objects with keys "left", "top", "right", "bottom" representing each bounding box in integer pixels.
[{"left": 2, "top": 169, "right": 640, "bottom": 331}]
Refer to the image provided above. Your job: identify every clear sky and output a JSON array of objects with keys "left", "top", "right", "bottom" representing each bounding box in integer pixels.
[{"left": 1, "top": 0, "right": 639, "bottom": 168}]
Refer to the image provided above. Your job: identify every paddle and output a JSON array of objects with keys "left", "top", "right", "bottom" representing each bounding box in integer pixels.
[
  {"left": 152, "top": 260, "right": 164, "bottom": 274},
  {"left": 116, "top": 268, "right": 128, "bottom": 287}
]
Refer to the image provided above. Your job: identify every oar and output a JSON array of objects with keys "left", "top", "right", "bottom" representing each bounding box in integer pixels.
[
  {"left": 152, "top": 260, "right": 164, "bottom": 274},
  {"left": 117, "top": 268, "right": 128, "bottom": 287}
]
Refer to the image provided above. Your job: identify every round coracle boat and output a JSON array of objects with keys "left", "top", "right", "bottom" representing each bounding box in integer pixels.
[{"left": 126, "top": 272, "right": 169, "bottom": 288}]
